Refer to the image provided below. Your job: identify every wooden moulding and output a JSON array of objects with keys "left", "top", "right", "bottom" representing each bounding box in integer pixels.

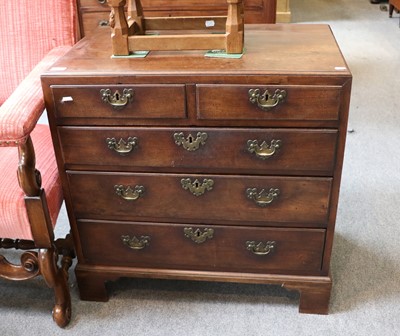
[{"left": 107, "top": 0, "right": 244, "bottom": 55}]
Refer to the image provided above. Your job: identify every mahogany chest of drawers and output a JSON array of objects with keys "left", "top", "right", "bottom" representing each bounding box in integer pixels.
[{"left": 42, "top": 24, "right": 351, "bottom": 314}]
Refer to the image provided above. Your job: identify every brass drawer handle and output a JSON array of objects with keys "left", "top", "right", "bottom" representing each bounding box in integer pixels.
[
  {"left": 97, "top": 0, "right": 107, "bottom": 4},
  {"left": 106, "top": 137, "right": 138, "bottom": 155},
  {"left": 98, "top": 19, "right": 109, "bottom": 27},
  {"left": 115, "top": 185, "right": 144, "bottom": 201},
  {"left": 181, "top": 178, "right": 214, "bottom": 196},
  {"left": 246, "top": 188, "right": 279, "bottom": 207},
  {"left": 100, "top": 88, "right": 133, "bottom": 110},
  {"left": 174, "top": 132, "right": 208, "bottom": 151},
  {"left": 247, "top": 139, "right": 281, "bottom": 160},
  {"left": 121, "top": 235, "right": 150, "bottom": 250},
  {"left": 184, "top": 227, "right": 214, "bottom": 244},
  {"left": 248, "top": 88, "right": 286, "bottom": 111},
  {"left": 246, "top": 240, "right": 276, "bottom": 255}
]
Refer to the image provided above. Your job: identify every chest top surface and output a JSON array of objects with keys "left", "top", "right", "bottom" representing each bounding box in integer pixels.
[{"left": 43, "top": 24, "right": 351, "bottom": 79}]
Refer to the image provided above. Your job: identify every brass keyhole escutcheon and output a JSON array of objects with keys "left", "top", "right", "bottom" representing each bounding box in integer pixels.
[
  {"left": 100, "top": 88, "right": 134, "bottom": 110},
  {"left": 248, "top": 88, "right": 286, "bottom": 111},
  {"left": 184, "top": 228, "right": 214, "bottom": 244},
  {"left": 174, "top": 132, "right": 208, "bottom": 151},
  {"left": 181, "top": 178, "right": 214, "bottom": 196}
]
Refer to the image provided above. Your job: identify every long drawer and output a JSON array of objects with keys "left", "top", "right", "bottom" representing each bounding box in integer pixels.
[
  {"left": 58, "top": 127, "right": 338, "bottom": 175},
  {"left": 197, "top": 84, "right": 342, "bottom": 121},
  {"left": 78, "top": 220, "right": 326, "bottom": 275},
  {"left": 67, "top": 172, "right": 332, "bottom": 226},
  {"left": 51, "top": 85, "right": 187, "bottom": 120}
]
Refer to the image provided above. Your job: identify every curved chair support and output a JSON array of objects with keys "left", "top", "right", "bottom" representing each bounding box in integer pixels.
[
  {"left": 17, "top": 136, "right": 42, "bottom": 196},
  {"left": 0, "top": 251, "right": 40, "bottom": 280},
  {"left": 0, "top": 135, "right": 74, "bottom": 327}
]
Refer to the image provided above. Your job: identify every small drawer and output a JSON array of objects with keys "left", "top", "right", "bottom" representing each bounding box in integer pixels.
[
  {"left": 67, "top": 172, "right": 332, "bottom": 226},
  {"left": 80, "top": 12, "right": 111, "bottom": 37},
  {"left": 196, "top": 84, "right": 342, "bottom": 121},
  {"left": 51, "top": 85, "right": 186, "bottom": 120},
  {"left": 78, "top": 220, "right": 325, "bottom": 275},
  {"left": 59, "top": 127, "right": 338, "bottom": 176}
]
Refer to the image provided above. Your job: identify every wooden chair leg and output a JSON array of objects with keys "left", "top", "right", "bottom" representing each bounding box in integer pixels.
[
  {"left": 0, "top": 237, "right": 74, "bottom": 326},
  {"left": 38, "top": 247, "right": 71, "bottom": 328},
  {"left": 3, "top": 136, "right": 74, "bottom": 327}
]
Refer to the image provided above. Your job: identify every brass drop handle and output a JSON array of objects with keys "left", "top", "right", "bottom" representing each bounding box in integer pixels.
[
  {"left": 247, "top": 139, "right": 281, "bottom": 160},
  {"left": 106, "top": 137, "right": 138, "bottom": 156},
  {"left": 100, "top": 88, "right": 133, "bottom": 110},
  {"left": 181, "top": 178, "right": 214, "bottom": 196},
  {"left": 97, "top": 0, "right": 106, "bottom": 4},
  {"left": 121, "top": 235, "right": 150, "bottom": 250},
  {"left": 115, "top": 185, "right": 144, "bottom": 201},
  {"left": 248, "top": 88, "right": 286, "bottom": 111},
  {"left": 98, "top": 20, "right": 110, "bottom": 27},
  {"left": 106, "top": 137, "right": 138, "bottom": 155},
  {"left": 174, "top": 132, "right": 208, "bottom": 151},
  {"left": 246, "top": 241, "right": 276, "bottom": 255},
  {"left": 246, "top": 187, "right": 280, "bottom": 207},
  {"left": 184, "top": 227, "right": 214, "bottom": 244}
]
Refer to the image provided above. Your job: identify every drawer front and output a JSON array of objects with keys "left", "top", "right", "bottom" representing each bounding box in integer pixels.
[
  {"left": 52, "top": 85, "right": 186, "bottom": 120},
  {"left": 80, "top": 12, "right": 111, "bottom": 36},
  {"left": 67, "top": 172, "right": 332, "bottom": 226},
  {"left": 197, "top": 85, "right": 342, "bottom": 121},
  {"left": 59, "top": 127, "right": 337, "bottom": 175},
  {"left": 78, "top": 220, "right": 325, "bottom": 274}
]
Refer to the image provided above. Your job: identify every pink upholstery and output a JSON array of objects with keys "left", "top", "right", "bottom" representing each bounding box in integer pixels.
[
  {"left": 0, "top": 46, "right": 72, "bottom": 146},
  {"left": 0, "top": 124, "right": 63, "bottom": 240},
  {"left": 0, "top": 1, "right": 77, "bottom": 105},
  {"left": 0, "top": 0, "right": 77, "bottom": 240}
]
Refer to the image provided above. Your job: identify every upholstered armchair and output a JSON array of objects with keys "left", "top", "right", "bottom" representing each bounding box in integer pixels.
[{"left": 0, "top": 1, "right": 77, "bottom": 327}]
